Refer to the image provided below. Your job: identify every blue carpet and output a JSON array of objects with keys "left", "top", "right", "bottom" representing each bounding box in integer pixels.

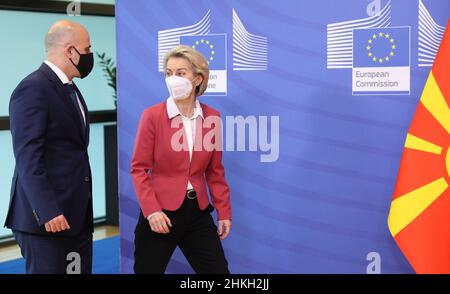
[{"left": 0, "top": 236, "right": 120, "bottom": 274}]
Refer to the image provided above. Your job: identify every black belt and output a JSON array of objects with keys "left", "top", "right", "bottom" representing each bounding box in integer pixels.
[{"left": 186, "top": 189, "right": 197, "bottom": 199}]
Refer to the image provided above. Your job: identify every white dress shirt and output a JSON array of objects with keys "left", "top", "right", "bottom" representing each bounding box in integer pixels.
[
  {"left": 44, "top": 60, "right": 86, "bottom": 126},
  {"left": 147, "top": 97, "right": 203, "bottom": 220}
]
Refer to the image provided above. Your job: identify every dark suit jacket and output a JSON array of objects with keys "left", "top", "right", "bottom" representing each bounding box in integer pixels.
[{"left": 4, "top": 63, "right": 93, "bottom": 236}]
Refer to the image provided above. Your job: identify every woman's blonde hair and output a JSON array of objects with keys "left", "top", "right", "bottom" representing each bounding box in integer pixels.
[{"left": 163, "top": 45, "right": 210, "bottom": 96}]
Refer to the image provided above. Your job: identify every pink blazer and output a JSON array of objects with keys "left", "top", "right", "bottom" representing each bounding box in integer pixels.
[{"left": 130, "top": 101, "right": 231, "bottom": 220}]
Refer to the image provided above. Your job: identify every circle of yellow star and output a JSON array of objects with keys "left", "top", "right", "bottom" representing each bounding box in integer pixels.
[
  {"left": 366, "top": 31, "right": 396, "bottom": 63},
  {"left": 191, "top": 39, "right": 216, "bottom": 64}
]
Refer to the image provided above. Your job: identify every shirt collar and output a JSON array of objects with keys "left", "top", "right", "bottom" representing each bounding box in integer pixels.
[
  {"left": 166, "top": 97, "right": 204, "bottom": 120},
  {"left": 44, "top": 60, "right": 72, "bottom": 84}
]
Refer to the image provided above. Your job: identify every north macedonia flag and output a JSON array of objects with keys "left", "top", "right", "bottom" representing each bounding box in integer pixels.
[{"left": 388, "top": 20, "right": 450, "bottom": 274}]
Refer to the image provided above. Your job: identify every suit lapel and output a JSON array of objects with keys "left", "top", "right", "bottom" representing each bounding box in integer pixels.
[
  {"left": 73, "top": 83, "right": 89, "bottom": 146},
  {"left": 39, "top": 63, "right": 86, "bottom": 144}
]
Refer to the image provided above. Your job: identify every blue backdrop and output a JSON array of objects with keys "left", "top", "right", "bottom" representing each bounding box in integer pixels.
[{"left": 116, "top": 0, "right": 450, "bottom": 273}]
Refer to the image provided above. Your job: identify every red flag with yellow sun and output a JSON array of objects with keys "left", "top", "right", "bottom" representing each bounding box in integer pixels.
[{"left": 388, "top": 20, "right": 450, "bottom": 274}]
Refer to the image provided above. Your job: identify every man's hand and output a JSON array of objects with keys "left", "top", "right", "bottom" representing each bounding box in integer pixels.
[
  {"left": 218, "top": 219, "right": 231, "bottom": 240},
  {"left": 148, "top": 212, "right": 172, "bottom": 234},
  {"left": 44, "top": 214, "right": 70, "bottom": 233}
]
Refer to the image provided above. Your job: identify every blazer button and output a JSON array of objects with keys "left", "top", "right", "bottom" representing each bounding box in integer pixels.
[{"left": 84, "top": 176, "right": 90, "bottom": 182}]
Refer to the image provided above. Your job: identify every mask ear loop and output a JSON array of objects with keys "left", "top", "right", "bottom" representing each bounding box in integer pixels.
[
  {"left": 69, "top": 46, "right": 80, "bottom": 68},
  {"left": 72, "top": 46, "right": 82, "bottom": 55}
]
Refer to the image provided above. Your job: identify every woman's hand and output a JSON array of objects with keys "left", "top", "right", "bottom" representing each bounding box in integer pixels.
[
  {"left": 148, "top": 212, "right": 172, "bottom": 234},
  {"left": 218, "top": 219, "right": 231, "bottom": 240}
]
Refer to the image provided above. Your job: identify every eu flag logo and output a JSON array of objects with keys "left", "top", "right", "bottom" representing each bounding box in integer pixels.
[
  {"left": 180, "top": 34, "right": 226, "bottom": 70},
  {"left": 353, "top": 27, "right": 410, "bottom": 68},
  {"left": 352, "top": 27, "right": 410, "bottom": 95},
  {"left": 178, "top": 34, "right": 227, "bottom": 96}
]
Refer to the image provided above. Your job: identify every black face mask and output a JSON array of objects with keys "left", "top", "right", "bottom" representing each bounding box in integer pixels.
[{"left": 69, "top": 47, "right": 94, "bottom": 79}]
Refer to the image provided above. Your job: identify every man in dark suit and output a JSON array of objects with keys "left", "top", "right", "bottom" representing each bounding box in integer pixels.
[{"left": 4, "top": 20, "right": 95, "bottom": 274}]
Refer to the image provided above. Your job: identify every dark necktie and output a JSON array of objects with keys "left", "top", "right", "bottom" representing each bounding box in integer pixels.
[{"left": 65, "top": 83, "right": 85, "bottom": 129}]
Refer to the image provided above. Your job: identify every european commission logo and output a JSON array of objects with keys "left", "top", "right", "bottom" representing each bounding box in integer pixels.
[
  {"left": 326, "top": 0, "right": 411, "bottom": 96},
  {"left": 180, "top": 34, "right": 227, "bottom": 96},
  {"left": 157, "top": 9, "right": 268, "bottom": 96},
  {"left": 352, "top": 27, "right": 410, "bottom": 95}
]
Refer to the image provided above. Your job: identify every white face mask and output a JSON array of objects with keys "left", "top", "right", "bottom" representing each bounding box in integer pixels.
[{"left": 165, "top": 75, "right": 194, "bottom": 100}]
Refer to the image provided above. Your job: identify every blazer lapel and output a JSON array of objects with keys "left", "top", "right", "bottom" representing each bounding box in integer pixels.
[
  {"left": 165, "top": 102, "right": 190, "bottom": 166},
  {"left": 190, "top": 117, "right": 204, "bottom": 166},
  {"left": 172, "top": 115, "right": 189, "bottom": 159}
]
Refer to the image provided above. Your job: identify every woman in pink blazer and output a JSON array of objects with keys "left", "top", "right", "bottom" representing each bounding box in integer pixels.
[{"left": 131, "top": 45, "right": 231, "bottom": 274}]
